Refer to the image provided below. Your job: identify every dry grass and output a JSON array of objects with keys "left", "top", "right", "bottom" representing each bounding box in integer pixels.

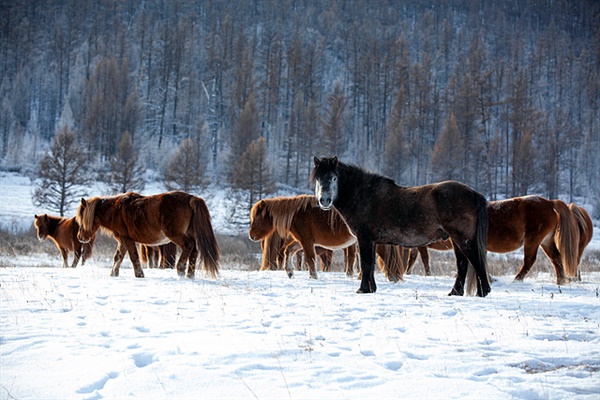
[{"left": 1, "top": 227, "right": 598, "bottom": 279}]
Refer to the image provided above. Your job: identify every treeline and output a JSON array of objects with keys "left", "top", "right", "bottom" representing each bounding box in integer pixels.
[{"left": 1, "top": 0, "right": 599, "bottom": 209}]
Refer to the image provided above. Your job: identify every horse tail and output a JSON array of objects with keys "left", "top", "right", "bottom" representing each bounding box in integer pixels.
[
  {"left": 569, "top": 204, "right": 593, "bottom": 265},
  {"left": 466, "top": 193, "right": 489, "bottom": 296},
  {"left": 190, "top": 197, "right": 220, "bottom": 278},
  {"left": 553, "top": 200, "right": 579, "bottom": 278}
]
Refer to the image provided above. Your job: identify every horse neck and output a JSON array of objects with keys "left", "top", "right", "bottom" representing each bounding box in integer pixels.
[
  {"left": 46, "top": 216, "right": 62, "bottom": 237},
  {"left": 335, "top": 164, "right": 372, "bottom": 211}
]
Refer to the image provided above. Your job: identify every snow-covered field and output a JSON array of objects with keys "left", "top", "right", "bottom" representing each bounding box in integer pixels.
[{"left": 1, "top": 171, "right": 599, "bottom": 399}]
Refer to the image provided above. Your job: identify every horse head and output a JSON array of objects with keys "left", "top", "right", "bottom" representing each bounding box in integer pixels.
[
  {"left": 311, "top": 156, "right": 339, "bottom": 210},
  {"left": 76, "top": 198, "right": 98, "bottom": 244},
  {"left": 248, "top": 200, "right": 275, "bottom": 241},
  {"left": 33, "top": 214, "right": 49, "bottom": 241}
]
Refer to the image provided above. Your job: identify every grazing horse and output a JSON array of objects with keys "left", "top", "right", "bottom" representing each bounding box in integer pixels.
[
  {"left": 34, "top": 214, "right": 95, "bottom": 269},
  {"left": 140, "top": 243, "right": 178, "bottom": 269},
  {"left": 76, "top": 191, "right": 219, "bottom": 279},
  {"left": 403, "top": 196, "right": 588, "bottom": 285},
  {"left": 311, "top": 156, "right": 490, "bottom": 296},
  {"left": 248, "top": 195, "right": 357, "bottom": 279}
]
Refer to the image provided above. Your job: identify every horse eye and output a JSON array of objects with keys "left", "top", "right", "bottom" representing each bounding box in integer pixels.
[{"left": 332, "top": 176, "right": 338, "bottom": 182}]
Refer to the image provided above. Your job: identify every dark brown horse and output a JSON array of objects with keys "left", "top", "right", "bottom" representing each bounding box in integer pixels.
[
  {"left": 404, "top": 196, "right": 588, "bottom": 285},
  {"left": 311, "top": 157, "right": 490, "bottom": 296},
  {"left": 248, "top": 195, "right": 357, "bottom": 279},
  {"left": 140, "top": 242, "right": 178, "bottom": 269},
  {"left": 34, "top": 214, "right": 95, "bottom": 268},
  {"left": 76, "top": 191, "right": 219, "bottom": 279}
]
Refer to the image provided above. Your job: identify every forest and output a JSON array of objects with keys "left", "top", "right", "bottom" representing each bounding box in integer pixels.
[{"left": 1, "top": 0, "right": 599, "bottom": 217}]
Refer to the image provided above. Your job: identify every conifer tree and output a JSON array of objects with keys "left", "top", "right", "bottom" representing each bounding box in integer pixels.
[
  {"left": 106, "top": 131, "right": 146, "bottom": 194},
  {"left": 163, "top": 138, "right": 206, "bottom": 193}
]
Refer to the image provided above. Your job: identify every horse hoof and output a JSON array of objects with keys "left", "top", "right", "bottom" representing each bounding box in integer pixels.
[
  {"left": 448, "top": 289, "right": 463, "bottom": 296},
  {"left": 356, "top": 288, "right": 374, "bottom": 294}
]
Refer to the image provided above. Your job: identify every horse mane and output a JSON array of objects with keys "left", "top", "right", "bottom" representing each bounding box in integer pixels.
[
  {"left": 310, "top": 158, "right": 397, "bottom": 188},
  {"left": 76, "top": 192, "right": 142, "bottom": 231}
]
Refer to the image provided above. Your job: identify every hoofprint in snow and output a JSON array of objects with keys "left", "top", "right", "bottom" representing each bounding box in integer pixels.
[{"left": 1, "top": 259, "right": 599, "bottom": 400}]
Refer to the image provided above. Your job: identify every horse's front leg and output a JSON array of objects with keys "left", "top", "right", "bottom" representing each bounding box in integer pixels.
[
  {"left": 111, "top": 241, "right": 127, "bottom": 277},
  {"left": 302, "top": 245, "right": 318, "bottom": 279},
  {"left": 70, "top": 246, "right": 82, "bottom": 268},
  {"left": 122, "top": 238, "right": 145, "bottom": 278},
  {"left": 282, "top": 242, "right": 299, "bottom": 278},
  {"left": 344, "top": 244, "right": 357, "bottom": 277},
  {"left": 357, "top": 238, "right": 376, "bottom": 293}
]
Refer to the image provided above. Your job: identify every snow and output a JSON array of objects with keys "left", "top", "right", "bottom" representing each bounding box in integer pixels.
[
  {"left": 1, "top": 171, "right": 600, "bottom": 399},
  {"left": 1, "top": 266, "right": 599, "bottom": 399}
]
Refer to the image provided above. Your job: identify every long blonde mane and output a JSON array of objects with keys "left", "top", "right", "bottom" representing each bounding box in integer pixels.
[
  {"left": 253, "top": 195, "right": 340, "bottom": 237},
  {"left": 76, "top": 196, "right": 101, "bottom": 230}
]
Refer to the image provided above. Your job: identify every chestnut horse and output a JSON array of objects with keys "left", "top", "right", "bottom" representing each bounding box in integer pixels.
[
  {"left": 76, "top": 191, "right": 219, "bottom": 278},
  {"left": 248, "top": 195, "right": 357, "bottom": 279},
  {"left": 403, "top": 196, "right": 588, "bottom": 285},
  {"left": 34, "top": 214, "right": 95, "bottom": 268},
  {"left": 311, "top": 157, "right": 489, "bottom": 296}
]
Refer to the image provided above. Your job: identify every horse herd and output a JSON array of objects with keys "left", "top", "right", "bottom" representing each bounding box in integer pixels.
[{"left": 33, "top": 156, "right": 593, "bottom": 298}]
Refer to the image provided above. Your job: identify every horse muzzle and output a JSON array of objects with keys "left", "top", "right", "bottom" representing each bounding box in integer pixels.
[{"left": 318, "top": 197, "right": 333, "bottom": 210}]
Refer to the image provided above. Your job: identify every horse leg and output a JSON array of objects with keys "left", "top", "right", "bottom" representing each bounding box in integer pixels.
[
  {"left": 59, "top": 247, "right": 69, "bottom": 269},
  {"left": 344, "top": 244, "right": 357, "bottom": 276},
  {"left": 176, "top": 239, "right": 195, "bottom": 277},
  {"left": 71, "top": 246, "right": 82, "bottom": 268},
  {"left": 110, "top": 242, "right": 127, "bottom": 277},
  {"left": 122, "top": 238, "right": 145, "bottom": 278},
  {"left": 417, "top": 247, "right": 431, "bottom": 276},
  {"left": 461, "top": 244, "right": 491, "bottom": 297},
  {"left": 449, "top": 245, "right": 469, "bottom": 296},
  {"left": 357, "top": 238, "right": 376, "bottom": 293},
  {"left": 282, "top": 242, "right": 300, "bottom": 278},
  {"left": 302, "top": 245, "right": 319, "bottom": 279},
  {"left": 513, "top": 242, "right": 540, "bottom": 282},
  {"left": 186, "top": 245, "right": 198, "bottom": 279},
  {"left": 540, "top": 242, "right": 567, "bottom": 285}
]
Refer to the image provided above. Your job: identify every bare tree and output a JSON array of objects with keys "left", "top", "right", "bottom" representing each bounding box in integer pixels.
[
  {"left": 431, "top": 111, "right": 464, "bottom": 182},
  {"left": 32, "top": 125, "right": 91, "bottom": 216}
]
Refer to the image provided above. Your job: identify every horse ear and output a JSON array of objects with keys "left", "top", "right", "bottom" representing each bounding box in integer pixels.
[
  {"left": 313, "top": 157, "right": 320, "bottom": 167},
  {"left": 331, "top": 156, "right": 338, "bottom": 167},
  {"left": 43, "top": 214, "right": 48, "bottom": 221},
  {"left": 81, "top": 198, "right": 87, "bottom": 207}
]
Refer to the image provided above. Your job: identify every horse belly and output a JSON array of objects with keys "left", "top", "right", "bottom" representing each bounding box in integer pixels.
[{"left": 134, "top": 231, "right": 171, "bottom": 246}]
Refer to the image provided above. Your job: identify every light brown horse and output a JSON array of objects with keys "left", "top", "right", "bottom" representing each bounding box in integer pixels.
[
  {"left": 403, "top": 196, "right": 585, "bottom": 285},
  {"left": 76, "top": 191, "right": 219, "bottom": 279},
  {"left": 249, "top": 195, "right": 357, "bottom": 279},
  {"left": 34, "top": 214, "right": 95, "bottom": 268}
]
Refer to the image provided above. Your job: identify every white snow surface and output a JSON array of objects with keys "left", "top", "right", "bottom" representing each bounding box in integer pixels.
[{"left": 1, "top": 171, "right": 600, "bottom": 399}]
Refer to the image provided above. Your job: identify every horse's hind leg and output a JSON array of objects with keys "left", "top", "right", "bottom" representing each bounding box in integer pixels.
[
  {"left": 186, "top": 245, "right": 198, "bottom": 279},
  {"left": 60, "top": 247, "right": 69, "bottom": 269},
  {"left": 417, "top": 247, "right": 431, "bottom": 276},
  {"left": 449, "top": 246, "right": 469, "bottom": 296},
  {"left": 540, "top": 242, "right": 567, "bottom": 285},
  {"left": 175, "top": 238, "right": 195, "bottom": 277},
  {"left": 111, "top": 242, "right": 127, "bottom": 277}
]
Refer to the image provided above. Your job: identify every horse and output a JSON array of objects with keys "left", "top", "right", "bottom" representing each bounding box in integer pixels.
[
  {"left": 403, "top": 196, "right": 587, "bottom": 285},
  {"left": 34, "top": 214, "right": 95, "bottom": 269},
  {"left": 311, "top": 156, "right": 490, "bottom": 296},
  {"left": 76, "top": 191, "right": 219, "bottom": 279},
  {"left": 140, "top": 242, "right": 178, "bottom": 269},
  {"left": 248, "top": 195, "right": 357, "bottom": 279}
]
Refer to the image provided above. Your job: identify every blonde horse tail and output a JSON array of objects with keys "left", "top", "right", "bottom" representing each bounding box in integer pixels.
[
  {"left": 553, "top": 200, "right": 579, "bottom": 278},
  {"left": 569, "top": 204, "right": 593, "bottom": 265},
  {"left": 191, "top": 197, "right": 220, "bottom": 278}
]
